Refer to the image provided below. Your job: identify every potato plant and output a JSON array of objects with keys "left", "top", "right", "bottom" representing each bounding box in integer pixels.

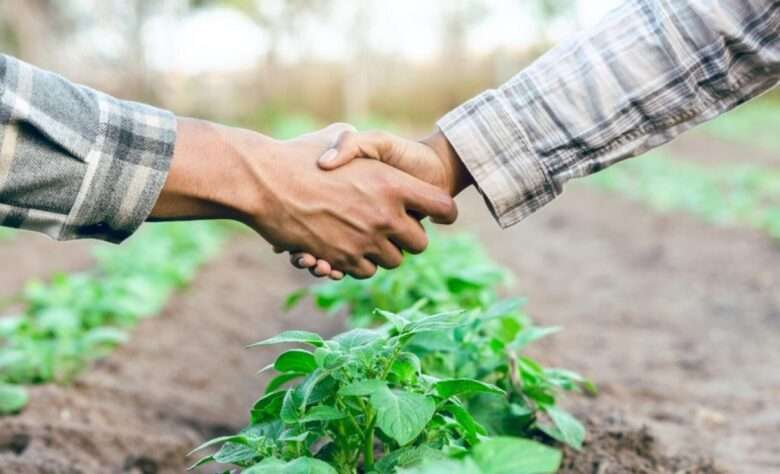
[
  {"left": 192, "top": 310, "right": 562, "bottom": 474},
  {"left": 289, "top": 232, "right": 594, "bottom": 450}
]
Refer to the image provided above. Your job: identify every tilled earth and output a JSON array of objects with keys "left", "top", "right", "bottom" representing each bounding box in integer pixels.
[{"left": 1, "top": 133, "right": 778, "bottom": 473}]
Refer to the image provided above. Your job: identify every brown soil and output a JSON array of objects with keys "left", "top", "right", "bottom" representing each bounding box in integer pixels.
[
  {"left": 0, "top": 231, "right": 93, "bottom": 299},
  {"left": 665, "top": 132, "right": 778, "bottom": 167},
  {"left": 0, "top": 237, "right": 343, "bottom": 474}
]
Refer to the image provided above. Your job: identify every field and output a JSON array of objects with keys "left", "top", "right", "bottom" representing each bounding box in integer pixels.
[{"left": 1, "top": 104, "right": 779, "bottom": 473}]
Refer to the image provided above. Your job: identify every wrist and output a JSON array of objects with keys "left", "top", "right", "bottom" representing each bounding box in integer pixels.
[
  {"left": 151, "top": 117, "right": 270, "bottom": 226},
  {"left": 421, "top": 129, "right": 473, "bottom": 196}
]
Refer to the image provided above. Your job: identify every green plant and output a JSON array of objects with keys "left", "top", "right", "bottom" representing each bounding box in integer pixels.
[
  {"left": 192, "top": 310, "right": 561, "bottom": 474},
  {"left": 0, "top": 221, "right": 229, "bottom": 413},
  {"left": 290, "top": 232, "right": 593, "bottom": 450}
]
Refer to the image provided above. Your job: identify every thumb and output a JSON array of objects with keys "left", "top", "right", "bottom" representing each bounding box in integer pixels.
[{"left": 318, "top": 130, "right": 395, "bottom": 171}]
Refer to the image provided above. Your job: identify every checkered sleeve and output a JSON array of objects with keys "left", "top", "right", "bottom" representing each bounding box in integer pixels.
[
  {"left": 439, "top": 0, "right": 780, "bottom": 228},
  {"left": 0, "top": 54, "right": 176, "bottom": 242}
]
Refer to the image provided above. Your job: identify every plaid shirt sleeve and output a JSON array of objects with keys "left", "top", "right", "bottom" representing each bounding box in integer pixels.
[
  {"left": 438, "top": 0, "right": 780, "bottom": 228},
  {"left": 0, "top": 54, "right": 176, "bottom": 243}
]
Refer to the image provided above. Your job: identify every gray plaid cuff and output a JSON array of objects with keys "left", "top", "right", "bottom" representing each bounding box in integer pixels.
[
  {"left": 60, "top": 95, "right": 176, "bottom": 243},
  {"left": 438, "top": 90, "right": 560, "bottom": 228}
]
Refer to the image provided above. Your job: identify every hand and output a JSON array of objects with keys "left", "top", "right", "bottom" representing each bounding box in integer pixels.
[
  {"left": 289, "top": 128, "right": 473, "bottom": 278},
  {"left": 152, "top": 119, "right": 458, "bottom": 279}
]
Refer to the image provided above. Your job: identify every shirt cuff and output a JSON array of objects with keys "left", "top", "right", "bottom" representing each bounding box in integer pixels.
[
  {"left": 437, "top": 90, "right": 560, "bottom": 228},
  {"left": 61, "top": 94, "right": 176, "bottom": 243}
]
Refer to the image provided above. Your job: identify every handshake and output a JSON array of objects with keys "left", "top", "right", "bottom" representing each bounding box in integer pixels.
[{"left": 154, "top": 119, "right": 474, "bottom": 280}]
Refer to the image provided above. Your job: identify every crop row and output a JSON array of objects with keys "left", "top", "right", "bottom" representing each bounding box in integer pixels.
[
  {"left": 194, "top": 231, "right": 593, "bottom": 473},
  {"left": 0, "top": 221, "right": 229, "bottom": 414},
  {"left": 588, "top": 153, "right": 780, "bottom": 240}
]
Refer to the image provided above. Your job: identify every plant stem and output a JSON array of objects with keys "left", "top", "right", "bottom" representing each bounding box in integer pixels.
[{"left": 363, "top": 413, "right": 377, "bottom": 470}]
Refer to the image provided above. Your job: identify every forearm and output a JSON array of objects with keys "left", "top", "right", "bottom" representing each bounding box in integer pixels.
[
  {"left": 150, "top": 118, "right": 268, "bottom": 226},
  {"left": 439, "top": 0, "right": 780, "bottom": 227}
]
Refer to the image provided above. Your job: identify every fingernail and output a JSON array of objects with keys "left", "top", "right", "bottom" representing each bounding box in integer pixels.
[
  {"left": 319, "top": 148, "right": 337, "bottom": 164},
  {"left": 296, "top": 257, "right": 306, "bottom": 267}
]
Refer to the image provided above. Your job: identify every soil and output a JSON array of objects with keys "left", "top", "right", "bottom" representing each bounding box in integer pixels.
[
  {"left": 665, "top": 131, "right": 778, "bottom": 167},
  {"left": 0, "top": 231, "right": 93, "bottom": 299},
  {"left": 1, "top": 133, "right": 778, "bottom": 473}
]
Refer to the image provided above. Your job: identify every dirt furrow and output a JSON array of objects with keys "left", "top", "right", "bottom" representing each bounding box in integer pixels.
[{"left": 454, "top": 183, "right": 780, "bottom": 473}]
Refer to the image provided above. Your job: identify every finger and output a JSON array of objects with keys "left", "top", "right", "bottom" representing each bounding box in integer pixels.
[
  {"left": 347, "top": 258, "right": 377, "bottom": 280},
  {"left": 366, "top": 239, "right": 404, "bottom": 270},
  {"left": 328, "top": 269, "right": 344, "bottom": 280},
  {"left": 390, "top": 217, "right": 428, "bottom": 255},
  {"left": 309, "top": 259, "right": 332, "bottom": 278},
  {"left": 398, "top": 174, "right": 459, "bottom": 225},
  {"left": 319, "top": 130, "right": 395, "bottom": 170},
  {"left": 320, "top": 122, "right": 358, "bottom": 146},
  {"left": 291, "top": 253, "right": 317, "bottom": 269}
]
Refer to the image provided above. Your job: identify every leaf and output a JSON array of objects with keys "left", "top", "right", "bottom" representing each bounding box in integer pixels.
[
  {"left": 187, "top": 454, "right": 215, "bottom": 470},
  {"left": 391, "top": 352, "right": 421, "bottom": 383},
  {"left": 252, "top": 390, "right": 286, "bottom": 423},
  {"left": 300, "top": 405, "right": 345, "bottom": 422},
  {"left": 375, "top": 308, "right": 410, "bottom": 331},
  {"left": 275, "top": 349, "right": 317, "bottom": 374},
  {"left": 479, "top": 298, "right": 526, "bottom": 321},
  {"left": 332, "top": 328, "right": 382, "bottom": 350},
  {"left": 339, "top": 379, "right": 387, "bottom": 397},
  {"left": 434, "top": 379, "right": 505, "bottom": 399},
  {"left": 471, "top": 437, "right": 561, "bottom": 474},
  {"left": 266, "top": 372, "right": 306, "bottom": 393},
  {"left": 443, "top": 403, "right": 487, "bottom": 444},
  {"left": 404, "top": 311, "right": 466, "bottom": 334},
  {"left": 0, "top": 384, "right": 28, "bottom": 415},
  {"left": 370, "top": 387, "right": 435, "bottom": 446},
  {"left": 244, "top": 457, "right": 338, "bottom": 474},
  {"left": 213, "top": 441, "right": 258, "bottom": 464},
  {"left": 248, "top": 331, "right": 324, "bottom": 348},
  {"left": 188, "top": 434, "right": 250, "bottom": 455},
  {"left": 511, "top": 326, "right": 561, "bottom": 351},
  {"left": 373, "top": 445, "right": 448, "bottom": 473},
  {"left": 284, "top": 289, "right": 309, "bottom": 310},
  {"left": 540, "top": 406, "right": 586, "bottom": 450}
]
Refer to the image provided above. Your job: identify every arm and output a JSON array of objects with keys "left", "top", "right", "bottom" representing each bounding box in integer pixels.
[
  {"left": 0, "top": 55, "right": 457, "bottom": 279},
  {"left": 315, "top": 0, "right": 780, "bottom": 228}
]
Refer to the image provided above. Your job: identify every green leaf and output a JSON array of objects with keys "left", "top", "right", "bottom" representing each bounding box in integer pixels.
[
  {"left": 187, "top": 454, "right": 215, "bottom": 470},
  {"left": 375, "top": 308, "right": 410, "bottom": 331},
  {"left": 248, "top": 331, "right": 324, "bottom": 348},
  {"left": 0, "top": 384, "right": 28, "bottom": 415},
  {"left": 443, "top": 403, "right": 487, "bottom": 444},
  {"left": 511, "top": 326, "right": 561, "bottom": 351},
  {"left": 391, "top": 352, "right": 421, "bottom": 383},
  {"left": 244, "top": 457, "right": 338, "bottom": 474},
  {"left": 301, "top": 405, "right": 345, "bottom": 422},
  {"left": 339, "top": 379, "right": 387, "bottom": 397},
  {"left": 274, "top": 349, "right": 317, "bottom": 374},
  {"left": 252, "top": 390, "right": 286, "bottom": 422},
  {"left": 540, "top": 406, "right": 586, "bottom": 450},
  {"left": 404, "top": 311, "right": 466, "bottom": 334},
  {"left": 374, "top": 445, "right": 448, "bottom": 473},
  {"left": 370, "top": 387, "right": 435, "bottom": 446},
  {"left": 188, "top": 434, "right": 250, "bottom": 455},
  {"left": 332, "top": 328, "right": 381, "bottom": 350},
  {"left": 213, "top": 441, "right": 258, "bottom": 464},
  {"left": 284, "top": 289, "right": 309, "bottom": 310},
  {"left": 266, "top": 372, "right": 306, "bottom": 393},
  {"left": 471, "top": 437, "right": 561, "bottom": 474},
  {"left": 434, "top": 379, "right": 505, "bottom": 399}
]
